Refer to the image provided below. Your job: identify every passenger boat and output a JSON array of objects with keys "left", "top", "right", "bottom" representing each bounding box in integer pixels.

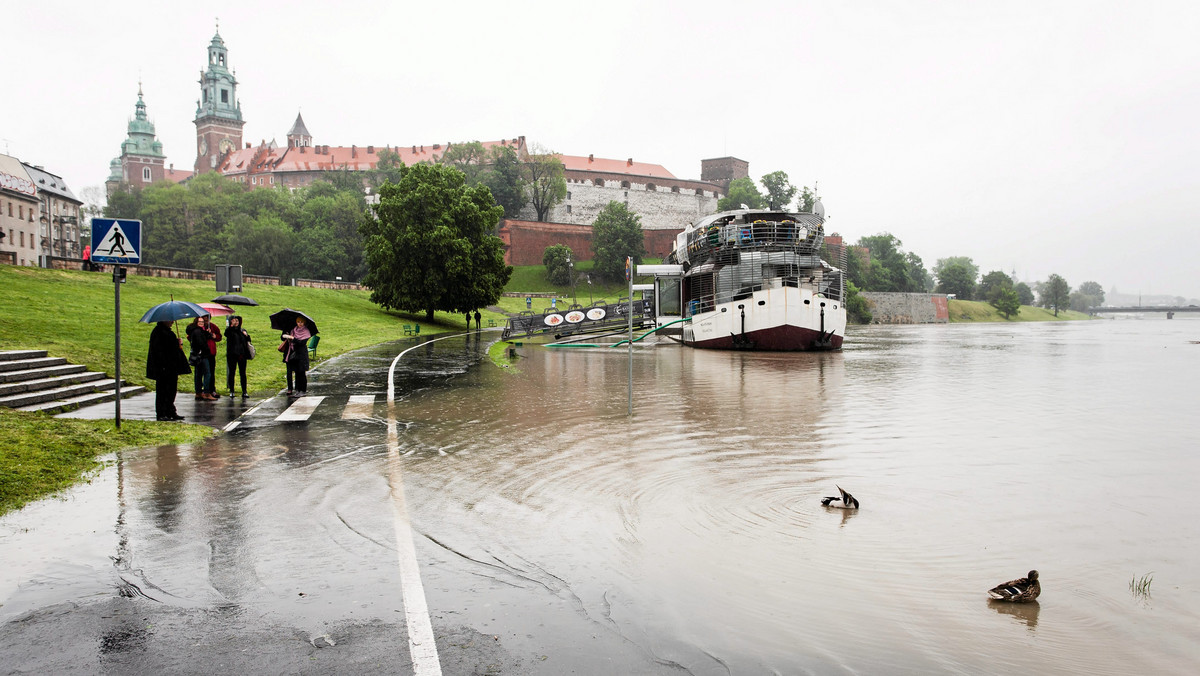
[{"left": 640, "top": 205, "right": 847, "bottom": 351}]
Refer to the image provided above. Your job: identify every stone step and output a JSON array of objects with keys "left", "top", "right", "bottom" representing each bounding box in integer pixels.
[
  {"left": 0, "top": 363, "right": 87, "bottom": 384},
  {"left": 0, "top": 378, "right": 132, "bottom": 409},
  {"left": 19, "top": 386, "right": 148, "bottom": 415},
  {"left": 0, "top": 350, "right": 47, "bottom": 362},
  {"left": 0, "top": 371, "right": 107, "bottom": 397},
  {"left": 0, "top": 356, "right": 67, "bottom": 374}
]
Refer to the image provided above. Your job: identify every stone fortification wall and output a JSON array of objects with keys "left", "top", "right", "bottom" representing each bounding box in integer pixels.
[
  {"left": 860, "top": 292, "right": 950, "bottom": 324},
  {"left": 518, "top": 175, "right": 721, "bottom": 233},
  {"left": 44, "top": 256, "right": 280, "bottom": 285},
  {"left": 293, "top": 278, "right": 364, "bottom": 290}
]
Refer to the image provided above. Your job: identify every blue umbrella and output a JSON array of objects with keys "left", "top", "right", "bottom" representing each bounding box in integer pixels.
[{"left": 139, "top": 300, "right": 210, "bottom": 323}]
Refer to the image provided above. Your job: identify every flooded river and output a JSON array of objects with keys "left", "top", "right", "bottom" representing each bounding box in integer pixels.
[
  {"left": 2, "top": 318, "right": 1198, "bottom": 673},
  {"left": 396, "top": 318, "right": 1200, "bottom": 673}
]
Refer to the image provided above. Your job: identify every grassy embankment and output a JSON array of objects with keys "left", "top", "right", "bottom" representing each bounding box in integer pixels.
[
  {"left": 947, "top": 299, "right": 1092, "bottom": 322},
  {"left": 0, "top": 409, "right": 214, "bottom": 514}
]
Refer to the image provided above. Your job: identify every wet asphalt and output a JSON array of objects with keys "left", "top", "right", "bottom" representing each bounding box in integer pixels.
[{"left": 0, "top": 334, "right": 668, "bottom": 675}]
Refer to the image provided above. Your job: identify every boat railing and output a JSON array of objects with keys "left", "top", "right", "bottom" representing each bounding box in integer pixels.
[
  {"left": 683, "top": 274, "right": 845, "bottom": 318},
  {"left": 685, "top": 219, "right": 824, "bottom": 258}
]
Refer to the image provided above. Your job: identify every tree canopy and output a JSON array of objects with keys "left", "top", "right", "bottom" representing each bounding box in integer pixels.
[
  {"left": 524, "top": 150, "right": 567, "bottom": 222},
  {"left": 717, "top": 177, "right": 766, "bottom": 211},
  {"left": 1040, "top": 274, "right": 1071, "bottom": 316},
  {"left": 992, "top": 286, "right": 1021, "bottom": 319},
  {"left": 591, "top": 201, "right": 646, "bottom": 283},
  {"left": 851, "top": 233, "right": 929, "bottom": 292},
  {"left": 935, "top": 260, "right": 978, "bottom": 300},
  {"left": 360, "top": 162, "right": 511, "bottom": 321},
  {"left": 542, "top": 244, "right": 574, "bottom": 286},
  {"left": 1070, "top": 280, "right": 1105, "bottom": 312},
  {"left": 482, "top": 146, "right": 528, "bottom": 219},
  {"left": 760, "top": 171, "right": 797, "bottom": 210}
]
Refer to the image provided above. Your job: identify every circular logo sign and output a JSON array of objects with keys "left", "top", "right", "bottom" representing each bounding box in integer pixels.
[
  {"left": 565, "top": 311, "right": 586, "bottom": 323},
  {"left": 586, "top": 308, "right": 607, "bottom": 321},
  {"left": 543, "top": 314, "right": 564, "bottom": 326}
]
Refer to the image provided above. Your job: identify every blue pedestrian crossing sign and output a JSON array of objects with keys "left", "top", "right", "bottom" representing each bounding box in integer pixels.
[{"left": 91, "top": 218, "right": 142, "bottom": 264}]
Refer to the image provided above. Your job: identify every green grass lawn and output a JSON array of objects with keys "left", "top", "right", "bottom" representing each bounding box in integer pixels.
[
  {"left": 948, "top": 299, "right": 1092, "bottom": 322},
  {"left": 0, "top": 407, "right": 215, "bottom": 515},
  {"left": 0, "top": 266, "right": 501, "bottom": 394}
]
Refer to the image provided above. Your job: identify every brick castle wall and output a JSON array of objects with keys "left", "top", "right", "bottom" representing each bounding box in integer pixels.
[{"left": 860, "top": 292, "right": 950, "bottom": 324}]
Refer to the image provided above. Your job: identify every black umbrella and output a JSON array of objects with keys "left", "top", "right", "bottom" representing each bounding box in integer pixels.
[
  {"left": 212, "top": 294, "right": 259, "bottom": 306},
  {"left": 269, "top": 308, "right": 319, "bottom": 335},
  {"left": 139, "top": 300, "right": 210, "bottom": 323}
]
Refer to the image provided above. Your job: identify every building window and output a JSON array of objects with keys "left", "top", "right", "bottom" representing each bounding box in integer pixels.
[
  {"left": 7, "top": 202, "right": 11, "bottom": 217},
  {"left": 566, "top": 205, "right": 572, "bottom": 214},
  {"left": 566, "top": 191, "right": 571, "bottom": 200},
  {"left": 646, "top": 184, "right": 656, "bottom": 192},
  {"left": 594, "top": 178, "right": 603, "bottom": 186},
  {"left": 269, "top": 176, "right": 274, "bottom": 184},
  {"left": 143, "top": 167, "right": 152, "bottom": 182},
  {"left": 221, "top": 89, "right": 228, "bottom": 103},
  {"left": 621, "top": 182, "right": 630, "bottom": 189},
  {"left": 18, "top": 205, "right": 22, "bottom": 219}
]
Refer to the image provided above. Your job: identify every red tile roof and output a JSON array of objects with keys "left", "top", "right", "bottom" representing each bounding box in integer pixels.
[
  {"left": 224, "top": 138, "right": 528, "bottom": 176},
  {"left": 162, "top": 167, "right": 193, "bottom": 183},
  {"left": 558, "top": 154, "right": 676, "bottom": 179}
]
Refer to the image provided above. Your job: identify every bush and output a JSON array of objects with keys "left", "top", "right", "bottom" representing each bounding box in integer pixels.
[{"left": 542, "top": 244, "right": 574, "bottom": 286}]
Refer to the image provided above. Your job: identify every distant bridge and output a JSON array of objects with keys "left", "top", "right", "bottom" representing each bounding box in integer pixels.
[{"left": 1090, "top": 306, "right": 1200, "bottom": 318}]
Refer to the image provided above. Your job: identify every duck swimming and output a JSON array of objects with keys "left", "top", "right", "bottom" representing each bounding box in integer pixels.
[
  {"left": 988, "top": 570, "right": 1041, "bottom": 603},
  {"left": 821, "top": 485, "right": 860, "bottom": 509}
]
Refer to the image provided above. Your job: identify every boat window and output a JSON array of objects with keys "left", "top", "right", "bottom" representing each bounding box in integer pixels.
[{"left": 656, "top": 277, "right": 682, "bottom": 316}]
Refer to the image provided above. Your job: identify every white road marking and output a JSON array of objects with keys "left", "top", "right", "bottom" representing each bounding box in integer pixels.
[
  {"left": 342, "top": 394, "right": 376, "bottom": 419},
  {"left": 275, "top": 396, "right": 326, "bottom": 422},
  {"left": 384, "top": 335, "right": 466, "bottom": 676},
  {"left": 223, "top": 420, "right": 241, "bottom": 432}
]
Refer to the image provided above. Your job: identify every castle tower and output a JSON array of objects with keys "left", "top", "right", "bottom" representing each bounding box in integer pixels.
[
  {"left": 287, "top": 112, "right": 312, "bottom": 148},
  {"left": 700, "top": 156, "right": 749, "bottom": 193},
  {"left": 194, "top": 26, "right": 245, "bottom": 174},
  {"left": 106, "top": 83, "right": 167, "bottom": 197}
]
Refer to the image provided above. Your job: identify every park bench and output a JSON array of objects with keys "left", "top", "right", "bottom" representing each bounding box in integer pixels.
[{"left": 403, "top": 324, "right": 420, "bottom": 336}]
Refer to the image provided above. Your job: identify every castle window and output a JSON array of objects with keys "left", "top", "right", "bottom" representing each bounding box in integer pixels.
[
  {"left": 17, "top": 205, "right": 22, "bottom": 219},
  {"left": 621, "top": 181, "right": 630, "bottom": 189},
  {"left": 671, "top": 186, "right": 680, "bottom": 193},
  {"left": 646, "top": 184, "right": 656, "bottom": 192},
  {"left": 143, "top": 167, "right": 151, "bottom": 182},
  {"left": 221, "top": 89, "right": 228, "bottom": 103},
  {"left": 203, "top": 90, "right": 208, "bottom": 103},
  {"left": 566, "top": 191, "right": 572, "bottom": 200},
  {"left": 566, "top": 205, "right": 573, "bottom": 214},
  {"left": 594, "top": 178, "right": 603, "bottom": 186}
]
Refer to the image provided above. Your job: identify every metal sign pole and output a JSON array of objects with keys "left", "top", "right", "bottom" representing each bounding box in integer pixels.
[
  {"left": 627, "top": 257, "right": 633, "bottom": 417},
  {"left": 114, "top": 265, "right": 122, "bottom": 429}
]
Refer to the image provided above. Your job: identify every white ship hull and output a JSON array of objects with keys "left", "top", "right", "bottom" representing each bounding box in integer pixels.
[{"left": 682, "top": 284, "right": 846, "bottom": 351}]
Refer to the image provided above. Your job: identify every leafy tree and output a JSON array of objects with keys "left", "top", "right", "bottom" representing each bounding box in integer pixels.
[
  {"left": 481, "top": 145, "right": 527, "bottom": 219},
  {"left": 221, "top": 213, "right": 298, "bottom": 279},
  {"left": 321, "top": 166, "right": 367, "bottom": 194},
  {"left": 845, "top": 281, "right": 873, "bottom": 324},
  {"left": 368, "top": 149, "right": 406, "bottom": 190},
  {"left": 992, "top": 286, "right": 1021, "bottom": 319},
  {"left": 523, "top": 150, "right": 566, "bottom": 222},
  {"left": 298, "top": 191, "right": 367, "bottom": 279},
  {"left": 978, "top": 270, "right": 1014, "bottom": 300},
  {"left": 439, "top": 141, "right": 488, "bottom": 184},
  {"left": 103, "top": 185, "right": 144, "bottom": 220},
  {"left": 542, "top": 244, "right": 574, "bottom": 286},
  {"left": 1015, "top": 281, "right": 1035, "bottom": 306},
  {"left": 760, "top": 170, "right": 797, "bottom": 210},
  {"left": 1073, "top": 280, "right": 1105, "bottom": 311},
  {"left": 855, "top": 233, "right": 926, "bottom": 292},
  {"left": 798, "top": 183, "right": 820, "bottom": 212},
  {"left": 933, "top": 257, "right": 980, "bottom": 287},
  {"left": 590, "top": 201, "right": 646, "bottom": 283},
  {"left": 1040, "top": 273, "right": 1070, "bottom": 316},
  {"left": 359, "top": 162, "right": 511, "bottom": 321},
  {"left": 717, "top": 177, "right": 765, "bottom": 211},
  {"left": 936, "top": 261, "right": 977, "bottom": 300}
]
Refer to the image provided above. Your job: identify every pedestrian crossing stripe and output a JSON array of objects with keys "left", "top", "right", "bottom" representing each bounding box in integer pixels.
[
  {"left": 342, "top": 394, "right": 376, "bottom": 419},
  {"left": 276, "top": 395, "right": 326, "bottom": 422}
]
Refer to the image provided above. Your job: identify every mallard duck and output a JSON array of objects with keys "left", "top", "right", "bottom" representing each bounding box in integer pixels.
[
  {"left": 988, "top": 570, "right": 1040, "bottom": 603},
  {"left": 821, "top": 485, "right": 860, "bottom": 509}
]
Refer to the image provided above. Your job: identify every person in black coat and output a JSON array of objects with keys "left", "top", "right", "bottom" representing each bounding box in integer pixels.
[
  {"left": 146, "top": 320, "right": 190, "bottom": 421},
  {"left": 224, "top": 315, "right": 252, "bottom": 398}
]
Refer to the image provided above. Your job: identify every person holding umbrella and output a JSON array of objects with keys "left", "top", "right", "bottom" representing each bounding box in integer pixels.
[
  {"left": 186, "top": 315, "right": 222, "bottom": 400},
  {"left": 271, "top": 309, "right": 317, "bottom": 396},
  {"left": 140, "top": 299, "right": 208, "bottom": 419},
  {"left": 145, "top": 321, "right": 190, "bottom": 421},
  {"left": 224, "top": 315, "right": 252, "bottom": 398}
]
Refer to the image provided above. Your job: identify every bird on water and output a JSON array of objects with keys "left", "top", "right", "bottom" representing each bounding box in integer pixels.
[
  {"left": 988, "top": 570, "right": 1041, "bottom": 603},
  {"left": 821, "top": 485, "right": 860, "bottom": 509}
]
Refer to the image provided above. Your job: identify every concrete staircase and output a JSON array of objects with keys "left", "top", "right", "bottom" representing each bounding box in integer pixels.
[{"left": 0, "top": 350, "right": 147, "bottom": 414}]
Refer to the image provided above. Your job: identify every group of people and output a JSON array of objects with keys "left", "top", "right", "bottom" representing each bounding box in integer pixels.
[{"left": 145, "top": 313, "right": 315, "bottom": 421}]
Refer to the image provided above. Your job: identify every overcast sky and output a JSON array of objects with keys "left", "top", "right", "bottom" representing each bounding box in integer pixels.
[{"left": 8, "top": 1, "right": 1199, "bottom": 297}]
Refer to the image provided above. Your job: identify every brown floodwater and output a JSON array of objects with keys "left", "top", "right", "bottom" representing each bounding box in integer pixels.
[
  {"left": 395, "top": 318, "right": 1200, "bottom": 674},
  {"left": 1, "top": 317, "right": 1197, "bottom": 673}
]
